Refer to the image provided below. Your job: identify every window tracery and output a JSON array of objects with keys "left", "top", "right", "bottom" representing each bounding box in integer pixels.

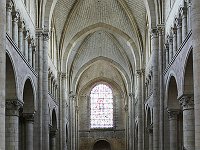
[{"left": 90, "top": 84, "right": 113, "bottom": 128}]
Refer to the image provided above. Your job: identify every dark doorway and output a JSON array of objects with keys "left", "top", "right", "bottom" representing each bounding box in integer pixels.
[{"left": 93, "top": 140, "right": 111, "bottom": 150}]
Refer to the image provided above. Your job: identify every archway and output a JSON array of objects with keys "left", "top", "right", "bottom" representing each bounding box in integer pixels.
[
  {"left": 165, "top": 76, "right": 183, "bottom": 150},
  {"left": 5, "top": 53, "right": 20, "bottom": 150},
  {"left": 50, "top": 109, "right": 57, "bottom": 150},
  {"left": 20, "top": 79, "right": 35, "bottom": 150},
  {"left": 93, "top": 140, "right": 111, "bottom": 150},
  {"left": 181, "top": 50, "right": 195, "bottom": 149}
]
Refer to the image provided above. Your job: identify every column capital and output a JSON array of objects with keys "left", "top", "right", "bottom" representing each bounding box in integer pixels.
[
  {"left": 167, "top": 109, "right": 180, "bottom": 120},
  {"left": 23, "top": 29, "right": 30, "bottom": 39},
  {"left": 18, "top": 20, "right": 25, "bottom": 31},
  {"left": 124, "top": 104, "right": 128, "bottom": 112},
  {"left": 180, "top": 6, "right": 187, "bottom": 17},
  {"left": 157, "top": 24, "right": 165, "bottom": 35},
  {"left": 6, "top": 0, "right": 13, "bottom": 11},
  {"left": 172, "top": 27, "right": 177, "bottom": 34},
  {"left": 12, "top": 11, "right": 19, "bottom": 22},
  {"left": 128, "top": 93, "right": 135, "bottom": 98},
  {"left": 150, "top": 28, "right": 159, "bottom": 38},
  {"left": 6, "top": 99, "right": 23, "bottom": 116},
  {"left": 136, "top": 69, "right": 145, "bottom": 77},
  {"left": 175, "top": 17, "right": 182, "bottom": 28},
  {"left": 23, "top": 113, "right": 35, "bottom": 122},
  {"left": 43, "top": 31, "right": 50, "bottom": 41},
  {"left": 179, "top": 94, "right": 194, "bottom": 110},
  {"left": 35, "top": 28, "right": 43, "bottom": 37}
]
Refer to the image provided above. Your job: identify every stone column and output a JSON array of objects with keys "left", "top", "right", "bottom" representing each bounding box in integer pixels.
[
  {"left": 6, "top": 1, "right": 12, "bottom": 35},
  {"left": 187, "top": 0, "right": 191, "bottom": 31},
  {"left": 23, "top": 113, "right": 34, "bottom": 150},
  {"left": 129, "top": 93, "right": 135, "bottom": 150},
  {"left": 147, "top": 126, "right": 153, "bottom": 150},
  {"left": 50, "top": 130, "right": 57, "bottom": 150},
  {"left": 181, "top": 6, "right": 187, "bottom": 40},
  {"left": 176, "top": 18, "right": 182, "bottom": 48},
  {"left": 5, "top": 100, "right": 23, "bottom": 150},
  {"left": 23, "top": 30, "right": 29, "bottom": 59},
  {"left": 0, "top": 0, "right": 6, "bottom": 149},
  {"left": 35, "top": 30, "right": 43, "bottom": 149},
  {"left": 43, "top": 31, "right": 50, "bottom": 150},
  {"left": 172, "top": 27, "right": 177, "bottom": 55},
  {"left": 191, "top": 0, "right": 200, "bottom": 149},
  {"left": 167, "top": 109, "right": 179, "bottom": 150},
  {"left": 60, "top": 73, "right": 67, "bottom": 150},
  {"left": 151, "top": 28, "right": 160, "bottom": 150},
  {"left": 28, "top": 38, "right": 33, "bottom": 66},
  {"left": 158, "top": 25, "right": 164, "bottom": 150},
  {"left": 136, "top": 70, "right": 144, "bottom": 150},
  {"left": 168, "top": 35, "right": 173, "bottom": 61},
  {"left": 165, "top": 43, "right": 169, "bottom": 67},
  {"left": 18, "top": 19, "right": 25, "bottom": 53},
  {"left": 179, "top": 95, "right": 195, "bottom": 150},
  {"left": 11, "top": 11, "right": 19, "bottom": 45},
  {"left": 32, "top": 44, "right": 36, "bottom": 69}
]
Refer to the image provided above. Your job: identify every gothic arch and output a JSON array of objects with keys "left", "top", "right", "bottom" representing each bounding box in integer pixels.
[
  {"left": 62, "top": 23, "right": 140, "bottom": 72},
  {"left": 72, "top": 57, "right": 131, "bottom": 94},
  {"left": 92, "top": 140, "right": 112, "bottom": 150},
  {"left": 166, "top": 75, "right": 180, "bottom": 109},
  {"left": 6, "top": 52, "right": 18, "bottom": 100},
  {"left": 182, "top": 49, "right": 194, "bottom": 95},
  {"left": 22, "top": 78, "right": 35, "bottom": 113}
]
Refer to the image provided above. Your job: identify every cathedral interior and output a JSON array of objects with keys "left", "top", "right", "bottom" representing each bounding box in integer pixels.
[{"left": 1, "top": 0, "right": 200, "bottom": 150}]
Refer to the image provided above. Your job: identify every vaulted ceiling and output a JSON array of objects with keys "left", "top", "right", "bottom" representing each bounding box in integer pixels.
[{"left": 51, "top": 0, "right": 148, "bottom": 92}]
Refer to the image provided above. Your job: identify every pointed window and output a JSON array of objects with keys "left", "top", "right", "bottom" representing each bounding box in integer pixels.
[{"left": 90, "top": 84, "right": 113, "bottom": 128}]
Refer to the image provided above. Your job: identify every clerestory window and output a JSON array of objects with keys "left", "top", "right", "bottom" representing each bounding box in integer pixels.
[{"left": 90, "top": 84, "right": 113, "bottom": 128}]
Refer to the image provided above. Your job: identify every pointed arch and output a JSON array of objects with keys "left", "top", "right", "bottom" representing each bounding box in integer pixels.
[
  {"left": 23, "top": 78, "right": 35, "bottom": 113},
  {"left": 6, "top": 53, "right": 18, "bottom": 100}
]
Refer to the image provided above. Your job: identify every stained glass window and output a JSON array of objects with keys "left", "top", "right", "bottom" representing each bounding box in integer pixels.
[{"left": 90, "top": 84, "right": 113, "bottom": 128}]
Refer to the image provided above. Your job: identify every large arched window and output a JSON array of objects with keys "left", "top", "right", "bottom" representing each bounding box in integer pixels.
[{"left": 90, "top": 84, "right": 113, "bottom": 128}]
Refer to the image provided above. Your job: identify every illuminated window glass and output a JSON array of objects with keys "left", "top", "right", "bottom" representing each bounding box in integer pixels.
[{"left": 90, "top": 84, "right": 113, "bottom": 128}]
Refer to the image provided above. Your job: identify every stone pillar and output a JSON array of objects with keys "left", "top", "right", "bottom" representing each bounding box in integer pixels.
[
  {"left": 165, "top": 43, "right": 169, "bottom": 67},
  {"left": 0, "top": 0, "right": 6, "bottom": 149},
  {"left": 60, "top": 73, "right": 67, "bottom": 150},
  {"left": 18, "top": 19, "right": 25, "bottom": 53},
  {"left": 32, "top": 44, "right": 36, "bottom": 69},
  {"left": 151, "top": 28, "right": 160, "bottom": 150},
  {"left": 28, "top": 38, "right": 33, "bottom": 66},
  {"left": 158, "top": 25, "right": 164, "bottom": 150},
  {"left": 191, "top": 0, "right": 200, "bottom": 149},
  {"left": 35, "top": 30, "right": 43, "bottom": 149},
  {"left": 179, "top": 95, "right": 195, "bottom": 150},
  {"left": 172, "top": 27, "right": 177, "bottom": 55},
  {"left": 5, "top": 100, "right": 23, "bottom": 150},
  {"left": 167, "top": 109, "right": 179, "bottom": 150},
  {"left": 176, "top": 18, "right": 182, "bottom": 48},
  {"left": 147, "top": 126, "right": 153, "bottom": 150},
  {"left": 129, "top": 93, "right": 135, "bottom": 150},
  {"left": 43, "top": 31, "right": 50, "bottom": 150},
  {"left": 50, "top": 130, "right": 57, "bottom": 150},
  {"left": 136, "top": 70, "right": 144, "bottom": 150},
  {"left": 181, "top": 6, "right": 187, "bottom": 40},
  {"left": 187, "top": 0, "right": 191, "bottom": 31},
  {"left": 11, "top": 11, "right": 19, "bottom": 45},
  {"left": 6, "top": 1, "right": 12, "bottom": 35},
  {"left": 23, "top": 30, "right": 29, "bottom": 59},
  {"left": 23, "top": 113, "right": 34, "bottom": 150},
  {"left": 168, "top": 35, "right": 173, "bottom": 61}
]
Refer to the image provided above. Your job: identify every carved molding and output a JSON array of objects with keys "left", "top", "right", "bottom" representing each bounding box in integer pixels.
[
  {"left": 6, "top": 99, "right": 23, "bottom": 116},
  {"left": 179, "top": 94, "right": 194, "bottom": 110}
]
